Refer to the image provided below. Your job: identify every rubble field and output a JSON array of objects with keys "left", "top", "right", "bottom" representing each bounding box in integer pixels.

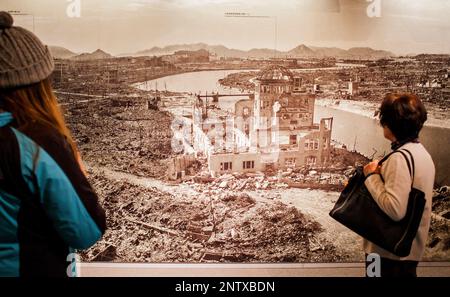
[
  {"left": 183, "top": 147, "right": 369, "bottom": 193},
  {"left": 81, "top": 172, "right": 346, "bottom": 263},
  {"left": 57, "top": 89, "right": 449, "bottom": 263},
  {"left": 62, "top": 95, "right": 175, "bottom": 178},
  {"left": 424, "top": 186, "right": 450, "bottom": 260},
  {"left": 81, "top": 170, "right": 450, "bottom": 263}
]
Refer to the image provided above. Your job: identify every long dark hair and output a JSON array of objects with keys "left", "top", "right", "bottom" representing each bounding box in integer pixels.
[{"left": 0, "top": 78, "right": 78, "bottom": 157}]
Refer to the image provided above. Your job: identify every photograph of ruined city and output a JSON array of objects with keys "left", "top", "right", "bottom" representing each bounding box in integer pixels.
[{"left": 5, "top": 0, "right": 449, "bottom": 264}]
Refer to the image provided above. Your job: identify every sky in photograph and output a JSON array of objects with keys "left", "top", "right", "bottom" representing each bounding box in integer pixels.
[{"left": 2, "top": 0, "right": 450, "bottom": 55}]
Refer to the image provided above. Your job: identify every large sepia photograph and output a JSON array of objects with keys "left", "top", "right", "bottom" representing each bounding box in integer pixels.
[{"left": 1, "top": 0, "right": 449, "bottom": 267}]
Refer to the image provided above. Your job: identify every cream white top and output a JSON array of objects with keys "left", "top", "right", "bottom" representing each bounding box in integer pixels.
[{"left": 364, "top": 142, "right": 435, "bottom": 261}]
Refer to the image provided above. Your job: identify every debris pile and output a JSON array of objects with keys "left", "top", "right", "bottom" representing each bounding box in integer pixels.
[
  {"left": 206, "top": 194, "right": 339, "bottom": 262},
  {"left": 63, "top": 97, "right": 175, "bottom": 178},
  {"left": 81, "top": 173, "right": 345, "bottom": 263},
  {"left": 192, "top": 173, "right": 286, "bottom": 191},
  {"left": 187, "top": 151, "right": 367, "bottom": 193},
  {"left": 425, "top": 186, "right": 450, "bottom": 260},
  {"left": 191, "top": 170, "right": 346, "bottom": 192}
]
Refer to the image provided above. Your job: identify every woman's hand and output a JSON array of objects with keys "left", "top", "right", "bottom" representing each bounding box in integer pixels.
[{"left": 363, "top": 160, "right": 381, "bottom": 176}]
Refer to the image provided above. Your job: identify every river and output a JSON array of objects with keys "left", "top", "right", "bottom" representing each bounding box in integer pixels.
[
  {"left": 138, "top": 69, "right": 449, "bottom": 185},
  {"left": 314, "top": 106, "right": 450, "bottom": 185},
  {"left": 135, "top": 69, "right": 254, "bottom": 94}
]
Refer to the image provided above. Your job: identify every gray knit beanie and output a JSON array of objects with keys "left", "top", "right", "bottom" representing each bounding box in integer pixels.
[{"left": 0, "top": 11, "right": 54, "bottom": 89}]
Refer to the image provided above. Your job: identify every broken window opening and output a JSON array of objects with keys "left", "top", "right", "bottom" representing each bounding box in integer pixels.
[
  {"left": 285, "top": 158, "right": 296, "bottom": 168},
  {"left": 243, "top": 160, "right": 255, "bottom": 169},
  {"left": 289, "top": 135, "right": 297, "bottom": 145},
  {"left": 220, "top": 162, "right": 232, "bottom": 171},
  {"left": 306, "top": 156, "right": 317, "bottom": 166}
]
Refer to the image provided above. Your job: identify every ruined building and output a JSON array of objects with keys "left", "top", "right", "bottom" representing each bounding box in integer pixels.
[{"left": 191, "top": 65, "right": 333, "bottom": 175}]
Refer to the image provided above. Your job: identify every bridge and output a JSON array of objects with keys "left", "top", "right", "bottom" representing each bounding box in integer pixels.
[{"left": 197, "top": 93, "right": 254, "bottom": 103}]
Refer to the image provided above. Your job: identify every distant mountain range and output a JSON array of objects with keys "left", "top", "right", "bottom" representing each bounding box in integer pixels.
[
  {"left": 70, "top": 49, "right": 113, "bottom": 61},
  {"left": 50, "top": 43, "right": 395, "bottom": 60},
  {"left": 49, "top": 47, "right": 113, "bottom": 60},
  {"left": 123, "top": 43, "right": 395, "bottom": 59},
  {"left": 49, "top": 46, "right": 77, "bottom": 59}
]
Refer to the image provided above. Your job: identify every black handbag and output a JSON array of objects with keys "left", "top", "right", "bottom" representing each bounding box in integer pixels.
[{"left": 329, "top": 149, "right": 426, "bottom": 257}]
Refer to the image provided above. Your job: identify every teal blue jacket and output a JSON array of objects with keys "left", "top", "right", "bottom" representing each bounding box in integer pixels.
[{"left": 0, "top": 112, "right": 106, "bottom": 276}]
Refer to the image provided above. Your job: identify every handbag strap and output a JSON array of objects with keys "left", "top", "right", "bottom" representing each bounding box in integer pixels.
[
  {"left": 378, "top": 150, "right": 396, "bottom": 165},
  {"left": 378, "top": 148, "right": 415, "bottom": 187},
  {"left": 398, "top": 149, "right": 415, "bottom": 187}
]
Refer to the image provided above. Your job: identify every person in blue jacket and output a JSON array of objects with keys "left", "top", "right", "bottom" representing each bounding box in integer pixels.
[{"left": 0, "top": 11, "right": 106, "bottom": 277}]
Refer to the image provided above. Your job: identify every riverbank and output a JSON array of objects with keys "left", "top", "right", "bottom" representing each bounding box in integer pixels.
[
  {"left": 56, "top": 86, "right": 359, "bottom": 262},
  {"left": 216, "top": 70, "right": 450, "bottom": 129},
  {"left": 61, "top": 66, "right": 448, "bottom": 263},
  {"left": 315, "top": 98, "right": 450, "bottom": 129},
  {"left": 81, "top": 167, "right": 348, "bottom": 263},
  {"left": 135, "top": 67, "right": 449, "bottom": 184},
  {"left": 80, "top": 165, "right": 449, "bottom": 263},
  {"left": 132, "top": 67, "right": 258, "bottom": 90}
]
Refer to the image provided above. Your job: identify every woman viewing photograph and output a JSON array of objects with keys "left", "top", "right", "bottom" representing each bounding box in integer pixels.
[
  {"left": 0, "top": 11, "right": 106, "bottom": 277},
  {"left": 363, "top": 93, "right": 435, "bottom": 277}
]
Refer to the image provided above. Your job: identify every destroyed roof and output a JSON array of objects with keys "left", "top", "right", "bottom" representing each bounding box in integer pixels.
[{"left": 257, "top": 65, "right": 294, "bottom": 82}]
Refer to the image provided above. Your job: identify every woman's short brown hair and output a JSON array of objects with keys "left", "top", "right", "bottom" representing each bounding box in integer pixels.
[{"left": 379, "top": 93, "right": 427, "bottom": 141}]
